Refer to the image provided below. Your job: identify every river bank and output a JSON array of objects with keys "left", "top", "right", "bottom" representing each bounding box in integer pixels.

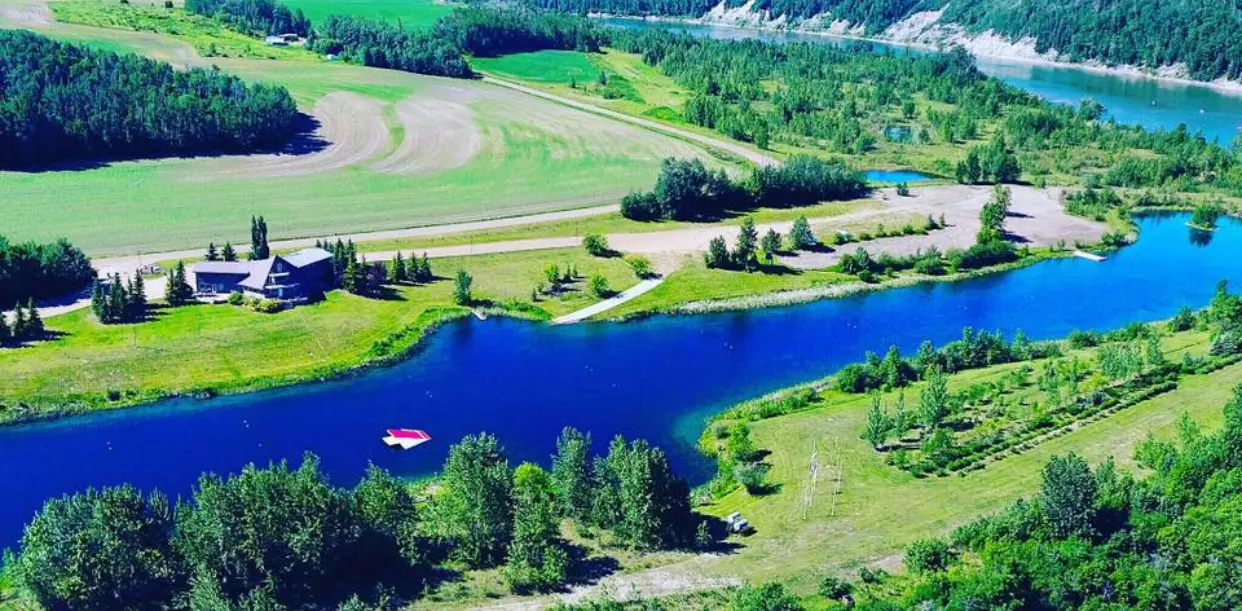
[{"left": 598, "top": 12, "right": 1242, "bottom": 97}]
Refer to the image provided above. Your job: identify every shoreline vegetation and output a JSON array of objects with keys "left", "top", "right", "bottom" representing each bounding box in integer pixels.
[{"left": 599, "top": 13, "right": 1242, "bottom": 97}]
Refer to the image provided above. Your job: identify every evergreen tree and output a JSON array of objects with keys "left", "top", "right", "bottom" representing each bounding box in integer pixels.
[
  {"left": 23, "top": 298, "right": 44, "bottom": 340},
  {"left": 389, "top": 252, "right": 408, "bottom": 284},
  {"left": 733, "top": 216, "right": 759, "bottom": 272},
  {"left": 221, "top": 242, "right": 237, "bottom": 262},
  {"left": 127, "top": 274, "right": 147, "bottom": 321},
  {"left": 416, "top": 253, "right": 433, "bottom": 282},
  {"left": 550, "top": 427, "right": 593, "bottom": 521},
  {"left": 205, "top": 242, "right": 219, "bottom": 261},
  {"left": 10, "top": 303, "right": 26, "bottom": 341},
  {"left": 166, "top": 261, "right": 194, "bottom": 307},
  {"left": 342, "top": 258, "right": 362, "bottom": 294},
  {"left": 0, "top": 310, "right": 11, "bottom": 345},
  {"left": 788, "top": 215, "right": 817, "bottom": 250},
  {"left": 454, "top": 269, "right": 473, "bottom": 305},
  {"left": 704, "top": 235, "right": 730, "bottom": 269},
  {"left": 761, "top": 228, "right": 782, "bottom": 262}
]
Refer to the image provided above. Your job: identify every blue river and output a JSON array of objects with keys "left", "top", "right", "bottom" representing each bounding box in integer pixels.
[{"left": 1, "top": 213, "right": 1240, "bottom": 548}]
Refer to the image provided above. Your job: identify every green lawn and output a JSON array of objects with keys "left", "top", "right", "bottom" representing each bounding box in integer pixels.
[
  {"left": 471, "top": 49, "right": 600, "bottom": 84},
  {"left": 282, "top": 0, "right": 453, "bottom": 29},
  {"left": 0, "top": 248, "right": 637, "bottom": 419},
  {"left": 694, "top": 329, "right": 1230, "bottom": 591}
]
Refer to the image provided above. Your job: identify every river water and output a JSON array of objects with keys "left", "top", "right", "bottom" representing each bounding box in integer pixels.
[
  {"left": 2, "top": 214, "right": 1240, "bottom": 548},
  {"left": 600, "top": 19, "right": 1242, "bottom": 145}
]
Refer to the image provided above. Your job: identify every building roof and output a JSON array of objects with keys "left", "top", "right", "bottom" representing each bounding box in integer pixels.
[
  {"left": 193, "top": 261, "right": 255, "bottom": 276},
  {"left": 283, "top": 247, "right": 332, "bottom": 268},
  {"left": 238, "top": 258, "right": 276, "bottom": 291}
]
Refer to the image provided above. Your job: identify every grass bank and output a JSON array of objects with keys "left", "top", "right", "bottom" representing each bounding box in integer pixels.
[
  {"left": 690, "top": 325, "right": 1232, "bottom": 590},
  {"left": 0, "top": 248, "right": 638, "bottom": 424}
]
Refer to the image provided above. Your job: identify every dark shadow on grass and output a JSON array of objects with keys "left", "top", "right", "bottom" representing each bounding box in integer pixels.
[{"left": 1, "top": 112, "right": 325, "bottom": 173}]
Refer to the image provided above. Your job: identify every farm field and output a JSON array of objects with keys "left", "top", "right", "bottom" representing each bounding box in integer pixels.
[
  {"left": 0, "top": 247, "right": 639, "bottom": 414},
  {"left": 281, "top": 0, "right": 452, "bottom": 28},
  {"left": 695, "top": 329, "right": 1231, "bottom": 588},
  {"left": 0, "top": 0, "right": 723, "bottom": 256}
]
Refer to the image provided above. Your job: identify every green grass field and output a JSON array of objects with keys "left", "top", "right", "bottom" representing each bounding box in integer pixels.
[
  {"left": 0, "top": 248, "right": 637, "bottom": 417},
  {"left": 0, "top": 2, "right": 722, "bottom": 256},
  {"left": 282, "top": 0, "right": 452, "bottom": 29},
  {"left": 695, "top": 330, "right": 1230, "bottom": 590},
  {"left": 471, "top": 49, "right": 600, "bottom": 84}
]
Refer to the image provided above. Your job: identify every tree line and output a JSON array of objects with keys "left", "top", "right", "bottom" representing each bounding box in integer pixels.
[
  {"left": 0, "top": 30, "right": 300, "bottom": 166},
  {"left": 185, "top": 0, "right": 310, "bottom": 37},
  {"left": 621, "top": 155, "right": 868, "bottom": 222},
  {"left": 0, "top": 234, "right": 95, "bottom": 310},
  {"left": 9, "top": 428, "right": 698, "bottom": 610},
  {"left": 305, "top": 6, "right": 606, "bottom": 78}
]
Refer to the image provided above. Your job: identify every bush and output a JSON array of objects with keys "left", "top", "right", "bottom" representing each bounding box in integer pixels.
[
  {"left": 905, "top": 538, "right": 952, "bottom": 573},
  {"left": 818, "top": 575, "right": 852, "bottom": 599},
  {"left": 227, "top": 291, "right": 244, "bottom": 305},
  {"left": 582, "top": 233, "right": 611, "bottom": 257},
  {"left": 253, "top": 299, "right": 283, "bottom": 313},
  {"left": 587, "top": 274, "right": 611, "bottom": 299},
  {"left": 624, "top": 254, "right": 653, "bottom": 279}
]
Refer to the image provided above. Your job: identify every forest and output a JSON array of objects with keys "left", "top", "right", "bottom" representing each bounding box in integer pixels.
[
  {"left": 0, "top": 30, "right": 299, "bottom": 165},
  {"left": 0, "top": 236, "right": 94, "bottom": 311},
  {"left": 8, "top": 429, "right": 699, "bottom": 610},
  {"left": 514, "top": 0, "right": 1242, "bottom": 82}
]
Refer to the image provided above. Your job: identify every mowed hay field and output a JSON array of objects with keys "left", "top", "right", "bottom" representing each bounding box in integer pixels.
[
  {"left": 0, "top": 1, "right": 719, "bottom": 256},
  {"left": 282, "top": 0, "right": 451, "bottom": 28}
]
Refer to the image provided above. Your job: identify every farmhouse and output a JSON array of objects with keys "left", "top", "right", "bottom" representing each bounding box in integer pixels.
[{"left": 192, "top": 248, "right": 333, "bottom": 303}]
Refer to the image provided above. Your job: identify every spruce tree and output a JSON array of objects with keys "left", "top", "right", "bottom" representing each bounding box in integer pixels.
[
  {"left": 419, "top": 253, "right": 433, "bottom": 282},
  {"left": 222, "top": 242, "right": 237, "bottom": 262},
  {"left": 10, "top": 304, "right": 26, "bottom": 341},
  {"left": 389, "top": 252, "right": 408, "bottom": 283},
  {"left": 205, "top": 242, "right": 219, "bottom": 261},
  {"left": 91, "top": 282, "right": 106, "bottom": 320},
  {"left": 733, "top": 216, "right": 759, "bottom": 272},
  {"left": 0, "top": 311, "right": 11, "bottom": 346},
  {"left": 167, "top": 261, "right": 194, "bottom": 306},
  {"left": 24, "top": 298, "right": 44, "bottom": 340},
  {"left": 248, "top": 216, "right": 259, "bottom": 260}
]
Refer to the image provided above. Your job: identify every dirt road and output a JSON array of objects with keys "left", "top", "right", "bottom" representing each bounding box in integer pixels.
[{"left": 482, "top": 77, "right": 779, "bottom": 168}]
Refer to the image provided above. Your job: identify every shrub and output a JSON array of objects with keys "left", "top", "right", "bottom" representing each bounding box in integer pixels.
[
  {"left": 624, "top": 255, "right": 653, "bottom": 279},
  {"left": 818, "top": 575, "right": 852, "bottom": 600},
  {"left": 253, "top": 299, "right": 283, "bottom": 313},
  {"left": 587, "top": 274, "right": 611, "bottom": 299},
  {"left": 582, "top": 233, "right": 611, "bottom": 257},
  {"left": 227, "top": 291, "right": 244, "bottom": 305}
]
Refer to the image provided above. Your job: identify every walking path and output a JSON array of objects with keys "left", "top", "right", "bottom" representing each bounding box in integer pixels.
[{"left": 552, "top": 277, "right": 665, "bottom": 324}]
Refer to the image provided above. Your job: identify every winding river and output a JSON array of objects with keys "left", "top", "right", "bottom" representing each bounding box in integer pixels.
[
  {"left": 602, "top": 19, "right": 1242, "bottom": 144},
  {"left": 2, "top": 214, "right": 1241, "bottom": 548},
  {"left": 7, "top": 26, "right": 1242, "bottom": 548}
]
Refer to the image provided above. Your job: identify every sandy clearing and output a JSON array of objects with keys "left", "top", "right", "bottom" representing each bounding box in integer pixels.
[
  {"left": 192, "top": 92, "right": 389, "bottom": 180},
  {"left": 782, "top": 185, "right": 1106, "bottom": 270},
  {"left": 483, "top": 76, "right": 778, "bottom": 167},
  {"left": 371, "top": 84, "right": 483, "bottom": 175},
  {"left": 0, "top": 0, "right": 51, "bottom": 25}
]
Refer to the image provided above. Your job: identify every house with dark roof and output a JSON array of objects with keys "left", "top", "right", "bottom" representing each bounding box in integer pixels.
[{"left": 192, "top": 248, "right": 333, "bottom": 303}]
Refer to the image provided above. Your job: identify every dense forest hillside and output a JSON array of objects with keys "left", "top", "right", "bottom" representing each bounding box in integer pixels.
[
  {"left": 0, "top": 30, "right": 299, "bottom": 165},
  {"left": 514, "top": 0, "right": 1242, "bottom": 82}
]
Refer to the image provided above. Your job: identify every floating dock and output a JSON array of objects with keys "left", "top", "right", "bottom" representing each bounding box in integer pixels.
[{"left": 1072, "top": 250, "right": 1106, "bottom": 262}]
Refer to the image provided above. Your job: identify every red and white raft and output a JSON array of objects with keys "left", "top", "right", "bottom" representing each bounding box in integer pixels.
[{"left": 383, "top": 429, "right": 432, "bottom": 450}]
